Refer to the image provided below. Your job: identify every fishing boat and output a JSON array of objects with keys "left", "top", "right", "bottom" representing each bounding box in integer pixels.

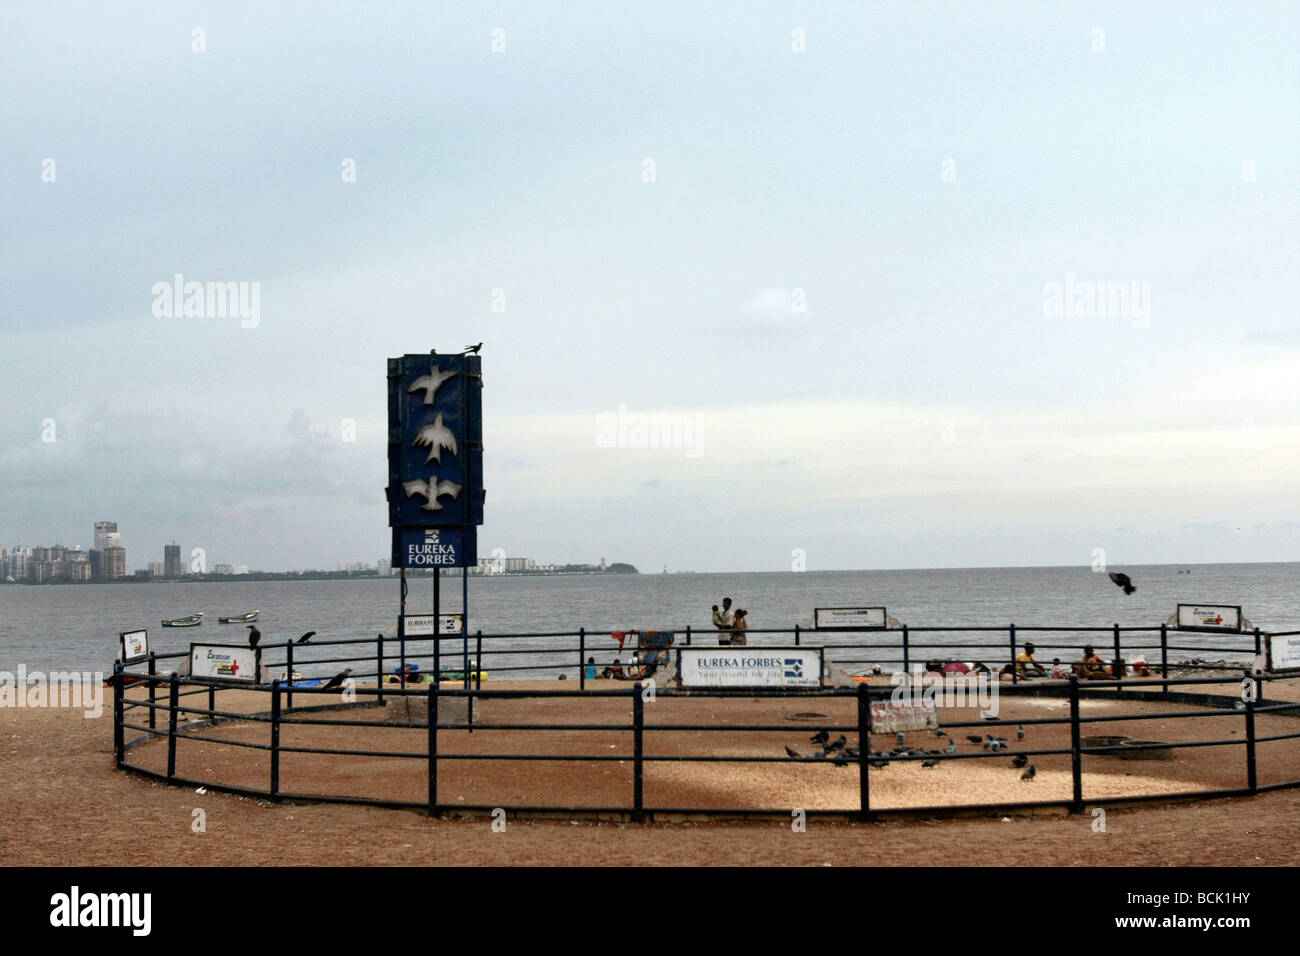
[
  {"left": 161, "top": 613, "right": 203, "bottom": 628},
  {"left": 218, "top": 610, "right": 260, "bottom": 624}
]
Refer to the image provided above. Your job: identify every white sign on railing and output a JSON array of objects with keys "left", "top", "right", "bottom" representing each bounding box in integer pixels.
[
  {"left": 404, "top": 614, "right": 464, "bottom": 636},
  {"left": 189, "top": 644, "right": 261, "bottom": 683},
  {"left": 120, "top": 629, "right": 148, "bottom": 664},
  {"left": 1267, "top": 633, "right": 1300, "bottom": 673},
  {"left": 677, "top": 647, "right": 822, "bottom": 688},
  {"left": 814, "top": 607, "right": 887, "bottom": 630},
  {"left": 1175, "top": 604, "right": 1242, "bottom": 633}
]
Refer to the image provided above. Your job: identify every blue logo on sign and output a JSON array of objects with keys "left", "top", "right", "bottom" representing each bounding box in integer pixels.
[{"left": 784, "top": 659, "right": 803, "bottom": 678}]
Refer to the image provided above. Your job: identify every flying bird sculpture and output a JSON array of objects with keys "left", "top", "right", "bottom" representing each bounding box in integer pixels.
[
  {"left": 408, "top": 365, "right": 458, "bottom": 405},
  {"left": 1108, "top": 571, "right": 1136, "bottom": 595},
  {"left": 402, "top": 478, "right": 462, "bottom": 511},
  {"left": 413, "top": 413, "right": 458, "bottom": 464}
]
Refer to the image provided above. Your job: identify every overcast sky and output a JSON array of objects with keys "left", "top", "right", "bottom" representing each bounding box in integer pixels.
[{"left": 3, "top": 2, "right": 1298, "bottom": 573}]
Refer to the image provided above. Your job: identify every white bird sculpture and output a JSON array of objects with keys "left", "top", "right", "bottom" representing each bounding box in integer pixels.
[
  {"left": 413, "top": 413, "right": 458, "bottom": 464},
  {"left": 401, "top": 478, "right": 462, "bottom": 511},
  {"left": 408, "top": 365, "right": 458, "bottom": 405}
]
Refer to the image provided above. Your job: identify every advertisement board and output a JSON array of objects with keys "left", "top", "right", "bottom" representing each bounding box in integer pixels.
[
  {"left": 1175, "top": 604, "right": 1242, "bottom": 633},
  {"left": 404, "top": 613, "right": 464, "bottom": 636},
  {"left": 189, "top": 643, "right": 261, "bottom": 684},
  {"left": 1267, "top": 633, "right": 1300, "bottom": 673},
  {"left": 814, "top": 607, "right": 887, "bottom": 630},
  {"left": 392, "top": 526, "right": 477, "bottom": 569},
  {"left": 119, "top": 629, "right": 149, "bottom": 664},
  {"left": 676, "top": 647, "right": 822, "bottom": 688}
]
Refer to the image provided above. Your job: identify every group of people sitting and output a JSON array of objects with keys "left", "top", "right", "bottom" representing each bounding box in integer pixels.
[
  {"left": 924, "top": 643, "right": 1151, "bottom": 681},
  {"left": 711, "top": 597, "right": 749, "bottom": 646},
  {"left": 587, "top": 653, "right": 657, "bottom": 681}
]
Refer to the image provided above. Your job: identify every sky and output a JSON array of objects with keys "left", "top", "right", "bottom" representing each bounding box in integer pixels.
[{"left": 2, "top": 1, "right": 1298, "bottom": 573}]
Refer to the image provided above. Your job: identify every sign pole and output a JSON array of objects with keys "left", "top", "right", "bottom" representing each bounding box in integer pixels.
[
  {"left": 462, "top": 565, "right": 470, "bottom": 689},
  {"left": 433, "top": 568, "right": 440, "bottom": 683},
  {"left": 398, "top": 568, "right": 407, "bottom": 687}
]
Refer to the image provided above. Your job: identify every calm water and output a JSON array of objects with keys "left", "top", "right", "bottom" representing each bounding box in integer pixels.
[{"left": 1, "top": 564, "right": 1295, "bottom": 678}]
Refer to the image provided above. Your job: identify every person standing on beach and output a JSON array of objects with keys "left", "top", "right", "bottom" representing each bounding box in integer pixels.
[
  {"left": 717, "top": 598, "right": 735, "bottom": 645},
  {"left": 731, "top": 609, "right": 749, "bottom": 646}
]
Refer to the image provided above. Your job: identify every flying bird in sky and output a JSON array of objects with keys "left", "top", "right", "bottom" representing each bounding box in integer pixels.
[
  {"left": 413, "top": 413, "right": 458, "bottom": 464},
  {"left": 1108, "top": 571, "right": 1136, "bottom": 595},
  {"left": 402, "top": 478, "right": 462, "bottom": 511},
  {"left": 246, "top": 625, "right": 260, "bottom": 649},
  {"left": 408, "top": 365, "right": 458, "bottom": 405}
]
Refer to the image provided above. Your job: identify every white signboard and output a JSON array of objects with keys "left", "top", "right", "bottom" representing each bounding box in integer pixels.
[
  {"left": 1176, "top": 604, "right": 1242, "bottom": 633},
  {"left": 677, "top": 647, "right": 822, "bottom": 688},
  {"left": 190, "top": 644, "right": 260, "bottom": 683},
  {"left": 404, "top": 613, "right": 463, "bottom": 636},
  {"left": 120, "top": 629, "right": 148, "bottom": 664},
  {"left": 1267, "top": 633, "right": 1300, "bottom": 673},
  {"left": 815, "top": 607, "right": 887, "bottom": 630}
]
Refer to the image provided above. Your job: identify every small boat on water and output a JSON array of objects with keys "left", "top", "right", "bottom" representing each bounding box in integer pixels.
[
  {"left": 162, "top": 613, "right": 203, "bottom": 628},
  {"left": 218, "top": 610, "right": 260, "bottom": 624}
]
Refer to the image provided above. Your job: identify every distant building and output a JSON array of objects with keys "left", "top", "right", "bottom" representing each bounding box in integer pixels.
[
  {"left": 164, "top": 543, "right": 182, "bottom": 578},
  {"left": 70, "top": 562, "right": 92, "bottom": 582},
  {"left": 149, "top": 561, "right": 164, "bottom": 577},
  {"left": 93, "top": 521, "right": 118, "bottom": 552},
  {"left": 103, "top": 546, "right": 127, "bottom": 580},
  {"left": 377, "top": 559, "right": 392, "bottom": 576},
  {"left": 213, "top": 563, "right": 233, "bottom": 575}
]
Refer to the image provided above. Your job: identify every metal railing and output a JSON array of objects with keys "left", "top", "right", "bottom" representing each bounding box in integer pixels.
[{"left": 112, "top": 636, "right": 1300, "bottom": 821}]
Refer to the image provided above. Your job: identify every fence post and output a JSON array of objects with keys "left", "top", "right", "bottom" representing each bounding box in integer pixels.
[
  {"left": 1160, "top": 623, "right": 1169, "bottom": 696},
  {"left": 579, "top": 627, "right": 586, "bottom": 689},
  {"left": 475, "top": 631, "right": 483, "bottom": 690},
  {"left": 270, "top": 679, "right": 281, "bottom": 800},
  {"left": 1244, "top": 673, "right": 1257, "bottom": 795},
  {"left": 147, "top": 652, "right": 157, "bottom": 731},
  {"left": 427, "top": 682, "right": 439, "bottom": 816},
  {"left": 1069, "top": 675, "right": 1083, "bottom": 813},
  {"left": 794, "top": 624, "right": 800, "bottom": 647},
  {"left": 857, "top": 683, "right": 871, "bottom": 821},
  {"left": 1009, "top": 623, "right": 1017, "bottom": 685},
  {"left": 685, "top": 625, "right": 691, "bottom": 646},
  {"left": 1253, "top": 626, "right": 1262, "bottom": 657},
  {"left": 377, "top": 634, "right": 385, "bottom": 706},
  {"left": 632, "top": 684, "right": 644, "bottom": 823},
  {"left": 286, "top": 639, "right": 294, "bottom": 711},
  {"left": 1112, "top": 622, "right": 1121, "bottom": 680},
  {"left": 208, "top": 683, "right": 216, "bottom": 725},
  {"left": 113, "top": 661, "right": 124, "bottom": 766},
  {"left": 166, "top": 674, "right": 179, "bottom": 780},
  {"left": 901, "top": 625, "right": 910, "bottom": 675}
]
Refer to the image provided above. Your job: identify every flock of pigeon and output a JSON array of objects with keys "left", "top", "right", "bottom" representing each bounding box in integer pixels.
[{"left": 784, "top": 724, "right": 1038, "bottom": 780}]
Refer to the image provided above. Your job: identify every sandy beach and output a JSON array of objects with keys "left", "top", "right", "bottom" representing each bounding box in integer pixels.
[{"left": 3, "top": 677, "right": 1299, "bottom": 866}]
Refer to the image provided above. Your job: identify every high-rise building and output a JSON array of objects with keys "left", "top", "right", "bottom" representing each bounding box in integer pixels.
[
  {"left": 103, "top": 546, "right": 127, "bottom": 580},
  {"left": 149, "top": 561, "right": 164, "bottom": 577},
  {"left": 164, "top": 543, "right": 182, "bottom": 578},
  {"left": 93, "top": 521, "right": 118, "bottom": 552}
]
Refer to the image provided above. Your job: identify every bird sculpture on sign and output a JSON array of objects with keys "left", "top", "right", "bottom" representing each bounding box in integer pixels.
[
  {"left": 413, "top": 413, "right": 458, "bottom": 464},
  {"left": 402, "top": 477, "right": 463, "bottom": 511},
  {"left": 408, "top": 365, "right": 458, "bottom": 405}
]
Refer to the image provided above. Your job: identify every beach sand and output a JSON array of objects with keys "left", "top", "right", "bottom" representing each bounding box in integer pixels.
[{"left": 2, "top": 678, "right": 1298, "bottom": 866}]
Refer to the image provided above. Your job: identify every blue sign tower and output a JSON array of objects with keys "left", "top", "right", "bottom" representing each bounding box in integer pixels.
[{"left": 387, "top": 351, "right": 484, "bottom": 684}]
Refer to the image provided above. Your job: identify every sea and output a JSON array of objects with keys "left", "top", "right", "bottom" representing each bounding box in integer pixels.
[{"left": 0, "top": 563, "right": 1295, "bottom": 680}]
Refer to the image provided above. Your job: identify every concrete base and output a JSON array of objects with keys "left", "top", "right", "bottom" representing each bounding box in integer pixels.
[{"left": 385, "top": 690, "right": 480, "bottom": 726}]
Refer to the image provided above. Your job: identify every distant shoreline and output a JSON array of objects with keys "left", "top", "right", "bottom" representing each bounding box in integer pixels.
[{"left": 1, "top": 568, "right": 640, "bottom": 585}]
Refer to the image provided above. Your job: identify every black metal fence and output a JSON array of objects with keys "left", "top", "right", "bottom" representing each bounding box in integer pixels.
[{"left": 111, "top": 625, "right": 1300, "bottom": 821}]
